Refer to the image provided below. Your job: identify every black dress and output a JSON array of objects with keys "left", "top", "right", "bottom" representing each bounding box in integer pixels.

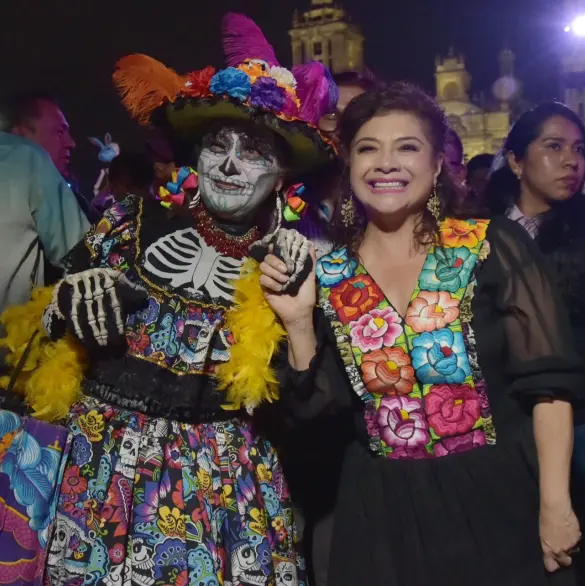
[{"left": 279, "top": 217, "right": 583, "bottom": 586}]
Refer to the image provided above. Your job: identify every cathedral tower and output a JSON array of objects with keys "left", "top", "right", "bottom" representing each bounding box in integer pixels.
[{"left": 289, "top": 0, "right": 364, "bottom": 73}]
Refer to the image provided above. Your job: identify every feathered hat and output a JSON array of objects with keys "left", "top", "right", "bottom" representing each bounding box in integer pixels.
[{"left": 113, "top": 13, "right": 338, "bottom": 173}]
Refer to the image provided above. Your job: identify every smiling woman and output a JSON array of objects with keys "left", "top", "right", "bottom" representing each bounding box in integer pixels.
[{"left": 258, "top": 83, "right": 584, "bottom": 586}]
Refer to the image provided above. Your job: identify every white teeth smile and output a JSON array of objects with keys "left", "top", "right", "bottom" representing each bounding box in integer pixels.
[
  {"left": 205, "top": 175, "right": 253, "bottom": 196},
  {"left": 372, "top": 181, "right": 407, "bottom": 188}
]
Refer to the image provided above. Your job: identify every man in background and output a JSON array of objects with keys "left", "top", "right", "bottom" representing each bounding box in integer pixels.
[
  {"left": 0, "top": 94, "right": 91, "bottom": 311},
  {"left": 1, "top": 91, "right": 98, "bottom": 223}
]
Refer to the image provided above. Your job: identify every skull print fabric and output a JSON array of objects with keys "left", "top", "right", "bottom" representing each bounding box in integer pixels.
[
  {"left": 43, "top": 196, "right": 307, "bottom": 585},
  {"left": 47, "top": 397, "right": 305, "bottom": 586}
]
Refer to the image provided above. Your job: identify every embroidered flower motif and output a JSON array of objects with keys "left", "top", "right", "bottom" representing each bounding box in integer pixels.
[
  {"left": 419, "top": 247, "right": 477, "bottom": 293},
  {"left": 361, "top": 349, "right": 415, "bottom": 398},
  {"left": 411, "top": 329, "right": 471, "bottom": 384},
  {"left": 440, "top": 219, "right": 488, "bottom": 248},
  {"left": 77, "top": 410, "right": 105, "bottom": 442},
  {"left": 349, "top": 307, "right": 403, "bottom": 352},
  {"left": 389, "top": 446, "right": 430, "bottom": 459},
  {"left": 330, "top": 275, "right": 384, "bottom": 325},
  {"left": 425, "top": 384, "right": 480, "bottom": 437},
  {"left": 377, "top": 396, "right": 430, "bottom": 449},
  {"left": 317, "top": 248, "right": 357, "bottom": 287},
  {"left": 249, "top": 77, "right": 286, "bottom": 111},
  {"left": 405, "top": 291, "right": 460, "bottom": 333},
  {"left": 209, "top": 67, "right": 251, "bottom": 101},
  {"left": 183, "top": 66, "right": 216, "bottom": 97},
  {"left": 109, "top": 543, "right": 125, "bottom": 564},
  {"left": 270, "top": 66, "right": 297, "bottom": 90},
  {"left": 433, "top": 430, "right": 487, "bottom": 457}
]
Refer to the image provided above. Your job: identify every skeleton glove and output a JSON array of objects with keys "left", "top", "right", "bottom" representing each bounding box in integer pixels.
[
  {"left": 249, "top": 228, "right": 313, "bottom": 295},
  {"left": 43, "top": 268, "right": 148, "bottom": 351}
]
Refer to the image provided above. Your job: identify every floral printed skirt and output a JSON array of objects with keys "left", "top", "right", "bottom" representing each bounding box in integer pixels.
[{"left": 45, "top": 396, "right": 306, "bottom": 586}]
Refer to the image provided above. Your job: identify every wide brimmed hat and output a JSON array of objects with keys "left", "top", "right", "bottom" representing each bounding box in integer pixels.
[{"left": 113, "top": 13, "right": 338, "bottom": 173}]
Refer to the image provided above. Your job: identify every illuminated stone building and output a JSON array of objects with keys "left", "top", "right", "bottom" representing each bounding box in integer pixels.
[
  {"left": 289, "top": 0, "right": 364, "bottom": 73},
  {"left": 435, "top": 48, "right": 525, "bottom": 159}
]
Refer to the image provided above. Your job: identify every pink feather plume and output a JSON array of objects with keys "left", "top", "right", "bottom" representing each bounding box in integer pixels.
[
  {"left": 222, "top": 13, "right": 279, "bottom": 67},
  {"left": 293, "top": 62, "right": 339, "bottom": 126}
]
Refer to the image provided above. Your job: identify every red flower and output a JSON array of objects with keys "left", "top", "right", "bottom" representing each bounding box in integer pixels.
[
  {"left": 176, "top": 571, "right": 189, "bottom": 586},
  {"left": 172, "top": 480, "right": 185, "bottom": 508},
  {"left": 330, "top": 275, "right": 384, "bottom": 325},
  {"left": 184, "top": 66, "right": 216, "bottom": 97},
  {"left": 425, "top": 384, "right": 480, "bottom": 437},
  {"left": 62, "top": 465, "right": 88, "bottom": 495},
  {"left": 360, "top": 347, "right": 415, "bottom": 396}
]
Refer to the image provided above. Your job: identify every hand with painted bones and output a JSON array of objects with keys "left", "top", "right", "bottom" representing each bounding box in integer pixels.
[
  {"left": 45, "top": 268, "right": 146, "bottom": 348},
  {"left": 249, "top": 228, "right": 313, "bottom": 295}
]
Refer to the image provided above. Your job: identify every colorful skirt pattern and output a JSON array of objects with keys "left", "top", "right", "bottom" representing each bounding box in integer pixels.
[
  {"left": 0, "top": 410, "right": 70, "bottom": 586},
  {"left": 46, "top": 396, "right": 306, "bottom": 586}
]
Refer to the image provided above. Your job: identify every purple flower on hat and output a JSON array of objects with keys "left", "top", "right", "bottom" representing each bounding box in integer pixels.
[
  {"left": 249, "top": 77, "right": 286, "bottom": 112},
  {"left": 209, "top": 67, "right": 251, "bottom": 101}
]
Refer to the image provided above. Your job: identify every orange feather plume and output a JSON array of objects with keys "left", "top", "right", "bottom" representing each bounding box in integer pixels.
[{"left": 113, "top": 54, "right": 185, "bottom": 125}]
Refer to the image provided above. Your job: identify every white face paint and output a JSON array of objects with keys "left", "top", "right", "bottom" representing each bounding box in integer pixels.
[{"left": 197, "top": 128, "right": 283, "bottom": 221}]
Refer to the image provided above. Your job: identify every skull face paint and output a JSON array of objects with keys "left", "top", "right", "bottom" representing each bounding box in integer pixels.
[{"left": 197, "top": 128, "right": 283, "bottom": 221}]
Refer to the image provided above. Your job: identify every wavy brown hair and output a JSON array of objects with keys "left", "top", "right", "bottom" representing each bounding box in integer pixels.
[{"left": 331, "top": 82, "right": 468, "bottom": 255}]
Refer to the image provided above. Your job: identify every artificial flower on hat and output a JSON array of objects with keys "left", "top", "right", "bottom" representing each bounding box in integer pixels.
[{"left": 113, "top": 13, "right": 338, "bottom": 173}]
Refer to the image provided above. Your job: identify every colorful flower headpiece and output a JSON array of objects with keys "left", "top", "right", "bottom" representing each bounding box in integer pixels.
[
  {"left": 113, "top": 13, "right": 339, "bottom": 173},
  {"left": 157, "top": 166, "right": 198, "bottom": 209}
]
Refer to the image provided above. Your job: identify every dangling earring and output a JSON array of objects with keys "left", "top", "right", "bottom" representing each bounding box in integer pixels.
[
  {"left": 341, "top": 194, "right": 356, "bottom": 227},
  {"left": 426, "top": 184, "right": 441, "bottom": 222},
  {"left": 267, "top": 191, "right": 284, "bottom": 235}
]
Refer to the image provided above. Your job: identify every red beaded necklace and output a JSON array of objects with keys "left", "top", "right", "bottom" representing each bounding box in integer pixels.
[{"left": 191, "top": 202, "right": 260, "bottom": 259}]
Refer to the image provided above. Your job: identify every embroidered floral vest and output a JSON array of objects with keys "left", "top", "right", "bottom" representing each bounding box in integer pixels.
[{"left": 316, "top": 218, "right": 495, "bottom": 459}]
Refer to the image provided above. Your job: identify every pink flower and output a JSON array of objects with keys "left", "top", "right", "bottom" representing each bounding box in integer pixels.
[
  {"left": 405, "top": 291, "right": 460, "bottom": 333},
  {"left": 350, "top": 307, "right": 403, "bottom": 352},
  {"left": 433, "top": 430, "right": 486, "bottom": 457},
  {"left": 377, "top": 396, "right": 430, "bottom": 449},
  {"left": 425, "top": 384, "right": 480, "bottom": 437},
  {"left": 390, "top": 446, "right": 430, "bottom": 459}
]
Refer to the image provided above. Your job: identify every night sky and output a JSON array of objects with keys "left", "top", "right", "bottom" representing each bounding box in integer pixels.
[{"left": 0, "top": 0, "right": 568, "bottom": 194}]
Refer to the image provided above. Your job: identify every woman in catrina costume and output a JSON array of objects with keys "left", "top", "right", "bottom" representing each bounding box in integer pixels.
[{"left": 0, "top": 13, "right": 337, "bottom": 586}]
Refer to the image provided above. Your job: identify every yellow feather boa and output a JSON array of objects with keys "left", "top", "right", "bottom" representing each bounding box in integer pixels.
[
  {"left": 0, "top": 287, "right": 87, "bottom": 422},
  {"left": 216, "top": 259, "right": 286, "bottom": 411},
  {"left": 0, "top": 264, "right": 284, "bottom": 421}
]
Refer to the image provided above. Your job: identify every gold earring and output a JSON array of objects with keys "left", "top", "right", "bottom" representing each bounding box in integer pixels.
[
  {"left": 341, "top": 195, "right": 356, "bottom": 227},
  {"left": 426, "top": 186, "right": 441, "bottom": 222}
]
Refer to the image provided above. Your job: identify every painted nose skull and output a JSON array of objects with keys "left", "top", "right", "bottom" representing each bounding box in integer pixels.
[{"left": 219, "top": 154, "right": 240, "bottom": 176}]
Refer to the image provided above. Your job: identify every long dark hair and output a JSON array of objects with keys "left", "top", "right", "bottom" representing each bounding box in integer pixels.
[
  {"left": 331, "top": 82, "right": 467, "bottom": 254},
  {"left": 484, "top": 101, "right": 585, "bottom": 251}
]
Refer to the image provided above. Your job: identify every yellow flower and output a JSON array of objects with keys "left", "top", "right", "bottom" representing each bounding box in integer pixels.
[
  {"left": 439, "top": 219, "right": 488, "bottom": 249},
  {"left": 78, "top": 410, "right": 105, "bottom": 442},
  {"left": 271, "top": 516, "right": 284, "bottom": 531},
  {"left": 157, "top": 505, "right": 186, "bottom": 538},
  {"left": 196, "top": 468, "right": 212, "bottom": 496},
  {"left": 249, "top": 507, "right": 267, "bottom": 535},
  {"left": 256, "top": 463, "right": 272, "bottom": 482},
  {"left": 221, "top": 484, "right": 235, "bottom": 509}
]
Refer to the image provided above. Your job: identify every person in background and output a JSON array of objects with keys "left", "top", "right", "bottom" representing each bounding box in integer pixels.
[
  {"left": 262, "top": 84, "right": 582, "bottom": 585},
  {"left": 0, "top": 131, "right": 89, "bottom": 311},
  {"left": 107, "top": 152, "right": 155, "bottom": 202},
  {"left": 145, "top": 128, "right": 176, "bottom": 191},
  {"left": 467, "top": 153, "right": 494, "bottom": 200},
  {"left": 0, "top": 91, "right": 97, "bottom": 223},
  {"left": 445, "top": 127, "right": 466, "bottom": 185},
  {"left": 484, "top": 102, "right": 585, "bottom": 537}
]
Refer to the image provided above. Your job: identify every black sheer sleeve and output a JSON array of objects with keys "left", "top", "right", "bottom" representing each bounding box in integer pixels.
[
  {"left": 483, "top": 217, "right": 584, "bottom": 405},
  {"left": 276, "top": 307, "right": 353, "bottom": 422}
]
